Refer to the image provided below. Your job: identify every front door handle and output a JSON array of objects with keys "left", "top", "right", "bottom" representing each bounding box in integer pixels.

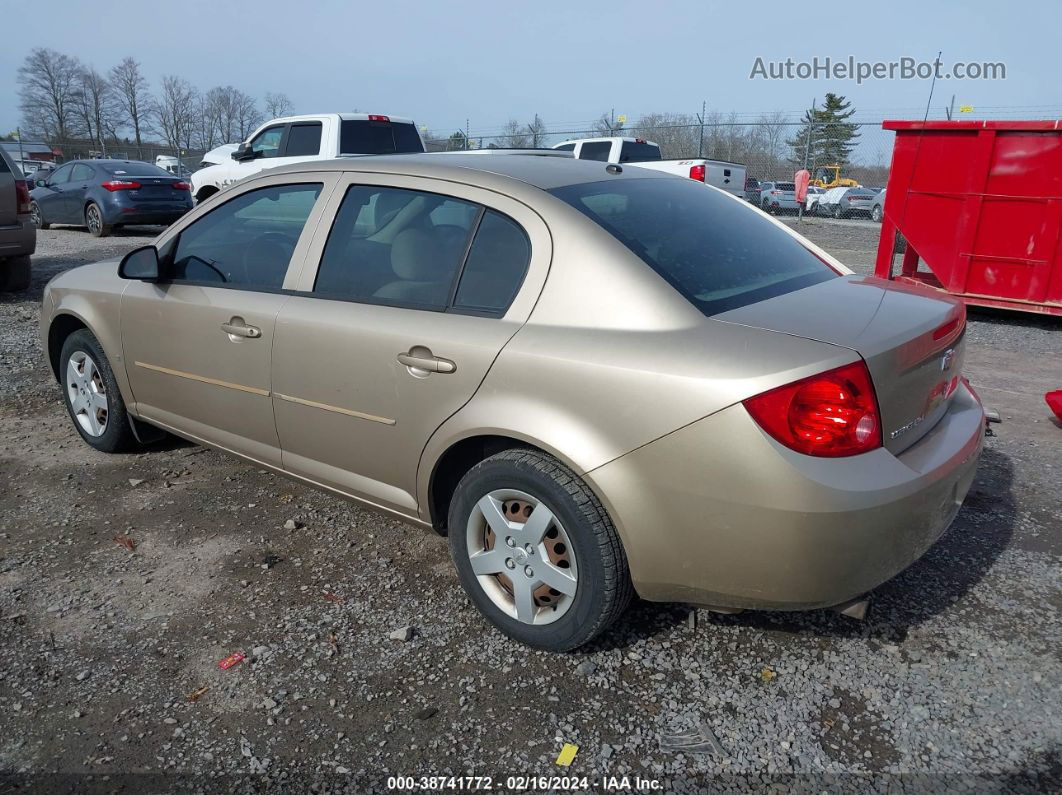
[
  {"left": 397, "top": 346, "right": 456, "bottom": 374},
  {"left": 221, "top": 317, "right": 261, "bottom": 339}
]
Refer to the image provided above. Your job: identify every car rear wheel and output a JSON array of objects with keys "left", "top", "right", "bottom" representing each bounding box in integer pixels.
[
  {"left": 60, "top": 330, "right": 138, "bottom": 453},
  {"left": 0, "top": 255, "right": 31, "bottom": 292},
  {"left": 85, "top": 202, "right": 111, "bottom": 238},
  {"left": 832, "top": 204, "right": 844, "bottom": 219},
  {"left": 871, "top": 204, "right": 883, "bottom": 223},
  {"left": 448, "top": 449, "right": 632, "bottom": 651},
  {"left": 30, "top": 201, "right": 49, "bottom": 230}
]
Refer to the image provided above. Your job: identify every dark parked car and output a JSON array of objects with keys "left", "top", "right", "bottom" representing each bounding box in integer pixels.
[
  {"left": 23, "top": 164, "right": 56, "bottom": 186},
  {"left": 743, "top": 176, "right": 761, "bottom": 204},
  {"left": 0, "top": 147, "right": 35, "bottom": 291},
  {"left": 30, "top": 159, "right": 193, "bottom": 237}
]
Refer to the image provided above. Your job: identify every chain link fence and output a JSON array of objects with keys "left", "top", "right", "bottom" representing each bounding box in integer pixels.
[{"left": 23, "top": 116, "right": 899, "bottom": 187}]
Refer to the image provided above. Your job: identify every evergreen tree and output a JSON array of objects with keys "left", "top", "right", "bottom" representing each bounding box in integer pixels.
[{"left": 787, "top": 93, "right": 860, "bottom": 168}]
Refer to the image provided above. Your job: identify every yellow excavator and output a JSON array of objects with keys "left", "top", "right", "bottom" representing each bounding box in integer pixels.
[{"left": 810, "top": 164, "right": 860, "bottom": 189}]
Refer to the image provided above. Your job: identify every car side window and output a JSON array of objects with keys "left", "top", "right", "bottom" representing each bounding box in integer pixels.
[
  {"left": 314, "top": 186, "right": 479, "bottom": 310},
  {"left": 49, "top": 164, "right": 74, "bottom": 185},
  {"left": 453, "top": 211, "right": 531, "bottom": 314},
  {"left": 554, "top": 143, "right": 575, "bottom": 152},
  {"left": 579, "top": 142, "right": 612, "bottom": 161},
  {"left": 71, "top": 164, "right": 94, "bottom": 181},
  {"left": 167, "top": 183, "right": 322, "bottom": 289},
  {"left": 284, "top": 123, "right": 322, "bottom": 157},
  {"left": 249, "top": 125, "right": 285, "bottom": 159}
]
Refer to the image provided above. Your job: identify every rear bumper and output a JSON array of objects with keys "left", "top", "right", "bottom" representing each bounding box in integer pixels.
[
  {"left": 0, "top": 217, "right": 36, "bottom": 257},
  {"left": 587, "top": 383, "right": 984, "bottom": 610},
  {"left": 104, "top": 207, "right": 191, "bottom": 226}
]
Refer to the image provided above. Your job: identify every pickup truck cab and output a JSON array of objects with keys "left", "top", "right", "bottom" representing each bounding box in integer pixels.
[
  {"left": 552, "top": 136, "right": 746, "bottom": 198},
  {"left": 191, "top": 113, "right": 424, "bottom": 203}
]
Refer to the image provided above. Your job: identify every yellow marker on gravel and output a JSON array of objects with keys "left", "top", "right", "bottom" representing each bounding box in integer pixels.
[{"left": 556, "top": 743, "right": 578, "bottom": 767}]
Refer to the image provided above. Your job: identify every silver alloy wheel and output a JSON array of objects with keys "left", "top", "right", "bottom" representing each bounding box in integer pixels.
[
  {"left": 86, "top": 204, "right": 101, "bottom": 234},
  {"left": 465, "top": 489, "right": 578, "bottom": 625},
  {"left": 30, "top": 202, "right": 42, "bottom": 228},
  {"left": 67, "top": 351, "right": 108, "bottom": 437}
]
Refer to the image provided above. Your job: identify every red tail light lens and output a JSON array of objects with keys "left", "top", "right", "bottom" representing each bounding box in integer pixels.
[
  {"left": 743, "top": 361, "right": 882, "bottom": 457},
  {"left": 173, "top": 181, "right": 191, "bottom": 191},
  {"left": 102, "top": 180, "right": 141, "bottom": 191},
  {"left": 15, "top": 180, "right": 31, "bottom": 214},
  {"left": 689, "top": 164, "right": 705, "bottom": 182},
  {"left": 367, "top": 114, "right": 390, "bottom": 122}
]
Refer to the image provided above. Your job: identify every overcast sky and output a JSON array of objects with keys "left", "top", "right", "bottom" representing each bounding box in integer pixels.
[{"left": 2, "top": 0, "right": 1057, "bottom": 141}]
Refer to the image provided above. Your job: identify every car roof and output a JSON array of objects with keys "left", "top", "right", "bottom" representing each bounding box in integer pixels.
[{"left": 264, "top": 153, "right": 674, "bottom": 191}]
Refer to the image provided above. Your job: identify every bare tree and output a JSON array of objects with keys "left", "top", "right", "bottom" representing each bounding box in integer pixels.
[
  {"left": 109, "top": 57, "right": 150, "bottom": 156},
  {"left": 151, "top": 75, "right": 198, "bottom": 155},
  {"left": 527, "top": 114, "right": 547, "bottom": 148},
  {"left": 264, "top": 91, "right": 293, "bottom": 118},
  {"left": 496, "top": 119, "right": 529, "bottom": 148},
  {"left": 191, "top": 95, "right": 219, "bottom": 152},
  {"left": 72, "top": 67, "right": 119, "bottom": 155},
  {"left": 631, "top": 113, "right": 699, "bottom": 158},
  {"left": 591, "top": 111, "right": 623, "bottom": 136},
  {"left": 17, "top": 48, "right": 83, "bottom": 141},
  {"left": 234, "top": 90, "right": 262, "bottom": 138}
]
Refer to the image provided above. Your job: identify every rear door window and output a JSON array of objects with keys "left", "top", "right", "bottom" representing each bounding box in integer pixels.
[
  {"left": 71, "top": 164, "right": 95, "bottom": 181},
  {"left": 618, "top": 142, "right": 661, "bottom": 162},
  {"left": 578, "top": 142, "right": 612, "bottom": 162},
  {"left": 339, "top": 120, "right": 425, "bottom": 154},
  {"left": 550, "top": 178, "right": 836, "bottom": 316},
  {"left": 168, "top": 183, "right": 322, "bottom": 289},
  {"left": 285, "top": 122, "right": 323, "bottom": 157},
  {"left": 314, "top": 186, "right": 476, "bottom": 309}
]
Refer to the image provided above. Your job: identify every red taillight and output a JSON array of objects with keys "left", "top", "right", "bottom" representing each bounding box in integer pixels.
[
  {"left": 367, "top": 114, "right": 390, "bottom": 122},
  {"left": 15, "top": 180, "right": 30, "bottom": 214},
  {"left": 689, "top": 164, "right": 705, "bottom": 182},
  {"left": 743, "top": 361, "right": 882, "bottom": 457},
  {"left": 173, "top": 181, "right": 190, "bottom": 191},
  {"left": 771, "top": 190, "right": 779, "bottom": 195},
  {"left": 102, "top": 180, "right": 141, "bottom": 191}
]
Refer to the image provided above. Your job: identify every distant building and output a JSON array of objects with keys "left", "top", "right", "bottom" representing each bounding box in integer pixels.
[{"left": 0, "top": 140, "right": 60, "bottom": 174}]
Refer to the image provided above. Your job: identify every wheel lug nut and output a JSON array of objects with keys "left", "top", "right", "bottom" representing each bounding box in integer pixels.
[
  {"left": 505, "top": 537, "right": 515, "bottom": 547},
  {"left": 524, "top": 543, "right": 534, "bottom": 556},
  {"left": 524, "top": 566, "right": 534, "bottom": 578},
  {"left": 505, "top": 558, "right": 515, "bottom": 570}
]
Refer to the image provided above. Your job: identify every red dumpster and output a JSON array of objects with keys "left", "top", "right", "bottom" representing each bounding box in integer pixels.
[{"left": 874, "top": 119, "right": 1062, "bottom": 316}]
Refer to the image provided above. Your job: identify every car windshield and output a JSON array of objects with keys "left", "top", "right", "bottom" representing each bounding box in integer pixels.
[
  {"left": 100, "top": 162, "right": 173, "bottom": 177},
  {"left": 339, "top": 120, "right": 424, "bottom": 155},
  {"left": 550, "top": 178, "right": 837, "bottom": 316}
]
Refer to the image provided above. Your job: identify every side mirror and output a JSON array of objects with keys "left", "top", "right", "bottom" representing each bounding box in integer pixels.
[
  {"left": 118, "top": 245, "right": 161, "bottom": 281},
  {"left": 232, "top": 143, "right": 257, "bottom": 162}
]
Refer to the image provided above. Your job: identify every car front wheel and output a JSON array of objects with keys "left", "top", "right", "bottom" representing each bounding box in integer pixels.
[
  {"left": 448, "top": 449, "right": 632, "bottom": 651},
  {"left": 832, "top": 204, "right": 844, "bottom": 219},
  {"left": 60, "top": 330, "right": 138, "bottom": 452},
  {"left": 85, "top": 202, "right": 111, "bottom": 238},
  {"left": 871, "top": 204, "right": 883, "bottom": 223}
]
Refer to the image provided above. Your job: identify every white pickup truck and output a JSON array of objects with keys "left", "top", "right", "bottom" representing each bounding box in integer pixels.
[
  {"left": 551, "top": 136, "right": 746, "bottom": 198},
  {"left": 190, "top": 113, "right": 425, "bottom": 203}
]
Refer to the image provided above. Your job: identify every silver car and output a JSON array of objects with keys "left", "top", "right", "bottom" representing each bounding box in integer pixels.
[
  {"left": 41, "top": 156, "right": 984, "bottom": 650},
  {"left": 759, "top": 181, "right": 800, "bottom": 214}
]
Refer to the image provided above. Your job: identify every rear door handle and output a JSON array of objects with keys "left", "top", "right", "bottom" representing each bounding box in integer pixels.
[
  {"left": 397, "top": 346, "right": 456, "bottom": 374},
  {"left": 221, "top": 317, "right": 261, "bottom": 339}
]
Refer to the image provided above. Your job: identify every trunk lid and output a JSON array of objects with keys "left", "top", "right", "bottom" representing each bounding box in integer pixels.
[
  {"left": 126, "top": 176, "right": 186, "bottom": 201},
  {"left": 714, "top": 275, "right": 967, "bottom": 454}
]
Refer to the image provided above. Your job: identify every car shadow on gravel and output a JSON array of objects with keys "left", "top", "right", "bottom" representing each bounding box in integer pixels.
[{"left": 590, "top": 445, "right": 1017, "bottom": 651}]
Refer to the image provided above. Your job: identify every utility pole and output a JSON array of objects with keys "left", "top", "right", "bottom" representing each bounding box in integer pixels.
[
  {"left": 465, "top": 118, "right": 470, "bottom": 150},
  {"left": 945, "top": 94, "right": 955, "bottom": 120},
  {"left": 610, "top": 107, "right": 615, "bottom": 134},
  {"left": 697, "top": 100, "right": 706, "bottom": 158},
  {"left": 17, "top": 127, "right": 25, "bottom": 173},
  {"left": 797, "top": 98, "right": 816, "bottom": 223}
]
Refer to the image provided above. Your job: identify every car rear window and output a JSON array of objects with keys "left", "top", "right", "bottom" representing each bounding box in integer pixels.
[
  {"left": 775, "top": 182, "right": 796, "bottom": 191},
  {"left": 550, "top": 178, "right": 837, "bottom": 316},
  {"left": 100, "top": 162, "right": 172, "bottom": 177},
  {"left": 339, "top": 120, "right": 424, "bottom": 155},
  {"left": 618, "top": 142, "right": 661, "bottom": 163}
]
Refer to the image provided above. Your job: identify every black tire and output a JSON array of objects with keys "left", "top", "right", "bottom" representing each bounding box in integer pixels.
[
  {"left": 0, "top": 255, "right": 31, "bottom": 292},
  {"left": 832, "top": 204, "right": 844, "bottom": 219},
  {"left": 448, "top": 449, "right": 633, "bottom": 651},
  {"left": 30, "top": 201, "right": 49, "bottom": 229},
  {"left": 59, "top": 330, "right": 139, "bottom": 453},
  {"left": 871, "top": 204, "right": 883, "bottom": 223},
  {"left": 85, "top": 202, "right": 111, "bottom": 238}
]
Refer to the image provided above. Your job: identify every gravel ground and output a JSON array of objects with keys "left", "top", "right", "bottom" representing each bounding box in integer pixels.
[{"left": 1, "top": 224, "right": 1060, "bottom": 793}]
